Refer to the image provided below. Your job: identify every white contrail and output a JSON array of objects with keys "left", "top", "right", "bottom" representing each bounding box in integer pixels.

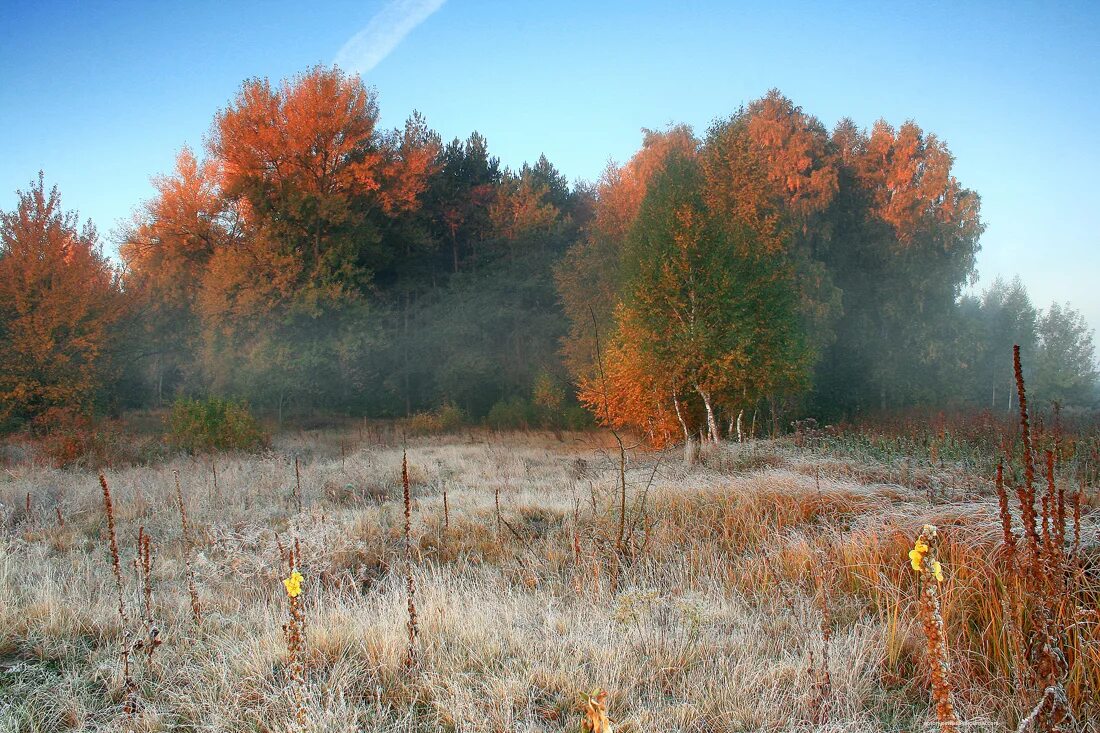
[{"left": 335, "top": 0, "right": 447, "bottom": 74}]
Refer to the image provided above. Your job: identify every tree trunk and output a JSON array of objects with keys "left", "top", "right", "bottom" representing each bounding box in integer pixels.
[
  {"left": 155, "top": 353, "right": 163, "bottom": 406},
  {"left": 696, "top": 385, "right": 720, "bottom": 445},
  {"left": 673, "top": 392, "right": 697, "bottom": 465},
  {"left": 684, "top": 436, "right": 698, "bottom": 466}
]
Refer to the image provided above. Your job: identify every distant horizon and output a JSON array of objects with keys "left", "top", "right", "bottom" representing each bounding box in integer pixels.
[{"left": 2, "top": 0, "right": 1098, "bottom": 335}]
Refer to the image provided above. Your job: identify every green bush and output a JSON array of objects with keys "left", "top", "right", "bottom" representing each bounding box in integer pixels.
[
  {"left": 168, "top": 397, "right": 268, "bottom": 454},
  {"left": 562, "top": 405, "right": 594, "bottom": 431},
  {"left": 436, "top": 401, "right": 467, "bottom": 431},
  {"left": 486, "top": 397, "right": 537, "bottom": 431}
]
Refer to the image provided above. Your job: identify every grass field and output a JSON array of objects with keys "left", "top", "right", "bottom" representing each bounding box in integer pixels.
[{"left": 1, "top": 428, "right": 1097, "bottom": 732}]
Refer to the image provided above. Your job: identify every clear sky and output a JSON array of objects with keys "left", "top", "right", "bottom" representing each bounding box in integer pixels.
[{"left": 2, "top": 0, "right": 1098, "bottom": 331}]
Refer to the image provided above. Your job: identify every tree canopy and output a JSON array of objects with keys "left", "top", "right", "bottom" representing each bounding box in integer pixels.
[{"left": 1, "top": 71, "right": 1095, "bottom": 437}]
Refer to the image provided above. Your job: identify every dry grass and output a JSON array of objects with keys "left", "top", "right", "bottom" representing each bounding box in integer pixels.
[{"left": 0, "top": 431, "right": 1097, "bottom": 732}]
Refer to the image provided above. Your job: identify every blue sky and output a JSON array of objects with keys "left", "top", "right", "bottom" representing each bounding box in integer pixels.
[{"left": 2, "top": 0, "right": 1098, "bottom": 331}]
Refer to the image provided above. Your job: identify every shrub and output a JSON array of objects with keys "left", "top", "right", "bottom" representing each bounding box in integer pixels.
[
  {"left": 404, "top": 411, "right": 443, "bottom": 435},
  {"left": 562, "top": 405, "right": 594, "bottom": 431},
  {"left": 486, "top": 397, "right": 537, "bottom": 431},
  {"left": 403, "top": 402, "right": 468, "bottom": 436},
  {"left": 168, "top": 397, "right": 267, "bottom": 454},
  {"left": 29, "top": 408, "right": 95, "bottom": 467},
  {"left": 27, "top": 407, "right": 133, "bottom": 468},
  {"left": 532, "top": 371, "right": 565, "bottom": 425},
  {"left": 436, "top": 401, "right": 466, "bottom": 431}
]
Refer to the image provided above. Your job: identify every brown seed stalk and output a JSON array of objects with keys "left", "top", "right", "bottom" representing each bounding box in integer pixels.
[
  {"left": 443, "top": 482, "right": 449, "bottom": 531},
  {"left": 293, "top": 455, "right": 303, "bottom": 515},
  {"left": 402, "top": 450, "right": 419, "bottom": 669},
  {"left": 282, "top": 542, "right": 307, "bottom": 729},
  {"left": 174, "top": 470, "right": 202, "bottom": 626},
  {"left": 1013, "top": 345, "right": 1041, "bottom": 575},
  {"left": 995, "top": 461, "right": 1016, "bottom": 561},
  {"left": 99, "top": 474, "right": 126, "bottom": 626}
]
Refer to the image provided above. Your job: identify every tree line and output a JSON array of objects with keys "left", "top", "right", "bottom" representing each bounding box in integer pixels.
[{"left": 1, "top": 67, "right": 1095, "bottom": 437}]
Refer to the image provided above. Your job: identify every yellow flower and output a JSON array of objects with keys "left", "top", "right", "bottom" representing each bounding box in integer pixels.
[
  {"left": 283, "top": 570, "right": 303, "bottom": 598},
  {"left": 909, "top": 538, "right": 929, "bottom": 572},
  {"left": 930, "top": 560, "right": 944, "bottom": 583}
]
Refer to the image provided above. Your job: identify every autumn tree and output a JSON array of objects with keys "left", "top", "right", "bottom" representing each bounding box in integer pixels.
[
  {"left": 812, "top": 117, "right": 983, "bottom": 413},
  {"left": 579, "top": 152, "right": 809, "bottom": 448},
  {"left": 120, "top": 147, "right": 234, "bottom": 402},
  {"left": 0, "top": 175, "right": 125, "bottom": 427},
  {"left": 555, "top": 125, "right": 698, "bottom": 382},
  {"left": 702, "top": 92, "right": 842, "bottom": 372},
  {"left": 378, "top": 111, "right": 443, "bottom": 217},
  {"left": 702, "top": 90, "right": 838, "bottom": 247},
  {"left": 195, "top": 67, "right": 440, "bottom": 416},
  {"left": 577, "top": 305, "right": 682, "bottom": 448},
  {"left": 565, "top": 99, "right": 839, "bottom": 443},
  {"left": 490, "top": 163, "right": 563, "bottom": 245},
  {"left": 211, "top": 66, "right": 381, "bottom": 288}
]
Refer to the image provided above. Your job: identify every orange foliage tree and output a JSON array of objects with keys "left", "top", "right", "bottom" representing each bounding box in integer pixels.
[
  {"left": 195, "top": 67, "right": 439, "bottom": 410},
  {"left": 702, "top": 92, "right": 843, "bottom": 363},
  {"left": 555, "top": 126, "right": 698, "bottom": 382},
  {"left": 0, "top": 174, "right": 125, "bottom": 427},
  {"left": 209, "top": 65, "right": 438, "bottom": 290},
  {"left": 489, "top": 169, "right": 561, "bottom": 243},
  {"left": 815, "top": 117, "right": 983, "bottom": 409},
  {"left": 120, "top": 147, "right": 235, "bottom": 401},
  {"left": 577, "top": 151, "right": 810, "bottom": 449},
  {"left": 577, "top": 303, "right": 681, "bottom": 448},
  {"left": 210, "top": 65, "right": 382, "bottom": 285},
  {"left": 855, "top": 120, "right": 981, "bottom": 248}
]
